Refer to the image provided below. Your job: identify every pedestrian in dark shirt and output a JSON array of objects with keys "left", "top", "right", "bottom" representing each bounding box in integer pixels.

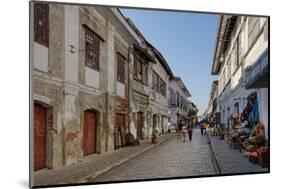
[
  {"left": 177, "top": 121, "right": 183, "bottom": 139},
  {"left": 200, "top": 122, "right": 204, "bottom": 136},
  {"left": 187, "top": 124, "right": 193, "bottom": 142}
]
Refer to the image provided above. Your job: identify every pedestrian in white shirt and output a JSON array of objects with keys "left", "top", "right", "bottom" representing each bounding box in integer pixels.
[{"left": 181, "top": 123, "right": 187, "bottom": 143}]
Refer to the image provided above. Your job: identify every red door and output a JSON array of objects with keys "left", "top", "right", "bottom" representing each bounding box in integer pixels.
[
  {"left": 115, "top": 113, "right": 125, "bottom": 149},
  {"left": 34, "top": 103, "right": 47, "bottom": 171},
  {"left": 114, "top": 113, "right": 126, "bottom": 150},
  {"left": 137, "top": 112, "right": 143, "bottom": 140},
  {"left": 83, "top": 110, "right": 97, "bottom": 156}
]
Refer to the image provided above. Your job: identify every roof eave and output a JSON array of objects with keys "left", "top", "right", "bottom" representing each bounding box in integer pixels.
[
  {"left": 211, "top": 15, "right": 223, "bottom": 75},
  {"left": 133, "top": 44, "right": 156, "bottom": 64},
  {"left": 147, "top": 41, "right": 174, "bottom": 78}
]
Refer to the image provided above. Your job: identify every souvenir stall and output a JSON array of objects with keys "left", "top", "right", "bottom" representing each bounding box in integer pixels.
[{"left": 225, "top": 92, "right": 268, "bottom": 168}]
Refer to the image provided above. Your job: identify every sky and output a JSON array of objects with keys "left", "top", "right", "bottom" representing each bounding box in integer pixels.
[{"left": 121, "top": 8, "right": 219, "bottom": 116}]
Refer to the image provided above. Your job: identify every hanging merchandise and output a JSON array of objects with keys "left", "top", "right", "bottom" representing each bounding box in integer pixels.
[
  {"left": 249, "top": 98, "right": 260, "bottom": 128},
  {"left": 245, "top": 92, "right": 258, "bottom": 128},
  {"left": 221, "top": 93, "right": 268, "bottom": 168}
]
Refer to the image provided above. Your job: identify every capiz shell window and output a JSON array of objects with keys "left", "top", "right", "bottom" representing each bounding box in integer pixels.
[
  {"left": 117, "top": 53, "right": 125, "bottom": 83},
  {"left": 34, "top": 3, "right": 49, "bottom": 47},
  {"left": 85, "top": 26, "right": 100, "bottom": 71}
]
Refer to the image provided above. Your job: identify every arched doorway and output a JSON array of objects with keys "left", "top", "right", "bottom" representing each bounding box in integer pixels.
[
  {"left": 34, "top": 103, "right": 47, "bottom": 171},
  {"left": 83, "top": 110, "right": 97, "bottom": 156}
]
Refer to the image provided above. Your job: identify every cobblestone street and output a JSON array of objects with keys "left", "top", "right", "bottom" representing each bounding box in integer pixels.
[
  {"left": 34, "top": 129, "right": 268, "bottom": 187},
  {"left": 90, "top": 129, "right": 268, "bottom": 183},
  {"left": 90, "top": 129, "right": 216, "bottom": 182}
]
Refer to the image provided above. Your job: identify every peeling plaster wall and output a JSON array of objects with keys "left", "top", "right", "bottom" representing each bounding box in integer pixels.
[
  {"left": 33, "top": 74, "right": 64, "bottom": 168},
  {"left": 32, "top": 3, "right": 176, "bottom": 170},
  {"left": 48, "top": 4, "right": 64, "bottom": 79},
  {"left": 32, "top": 4, "right": 133, "bottom": 169}
]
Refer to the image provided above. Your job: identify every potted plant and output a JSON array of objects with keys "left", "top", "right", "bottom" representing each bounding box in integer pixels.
[{"left": 151, "top": 129, "right": 158, "bottom": 144}]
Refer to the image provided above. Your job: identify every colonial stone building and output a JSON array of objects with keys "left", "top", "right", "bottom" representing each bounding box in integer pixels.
[
  {"left": 32, "top": 2, "right": 146, "bottom": 171},
  {"left": 211, "top": 15, "right": 268, "bottom": 137},
  {"left": 31, "top": 2, "right": 192, "bottom": 172},
  {"left": 124, "top": 19, "right": 175, "bottom": 141},
  {"left": 31, "top": 1, "right": 183, "bottom": 172},
  {"left": 128, "top": 42, "right": 155, "bottom": 141},
  {"left": 148, "top": 43, "right": 174, "bottom": 136},
  {"left": 205, "top": 80, "right": 219, "bottom": 124},
  {"left": 128, "top": 42, "right": 175, "bottom": 141},
  {"left": 168, "top": 77, "right": 191, "bottom": 128}
]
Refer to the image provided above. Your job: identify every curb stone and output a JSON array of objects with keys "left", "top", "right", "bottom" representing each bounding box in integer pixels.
[{"left": 206, "top": 133, "right": 222, "bottom": 174}]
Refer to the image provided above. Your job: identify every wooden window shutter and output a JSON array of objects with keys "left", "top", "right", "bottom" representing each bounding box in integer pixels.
[
  {"left": 164, "top": 82, "right": 167, "bottom": 97},
  {"left": 85, "top": 27, "right": 100, "bottom": 71},
  {"left": 137, "top": 58, "right": 142, "bottom": 81},
  {"left": 248, "top": 17, "right": 260, "bottom": 48},
  {"left": 160, "top": 78, "right": 163, "bottom": 94},
  {"left": 121, "top": 55, "right": 125, "bottom": 83},
  {"left": 176, "top": 92, "right": 180, "bottom": 107},
  {"left": 117, "top": 53, "right": 125, "bottom": 83},
  {"left": 157, "top": 75, "right": 160, "bottom": 92},
  {"left": 144, "top": 65, "right": 148, "bottom": 85},
  {"left": 117, "top": 54, "right": 120, "bottom": 82},
  {"left": 153, "top": 72, "right": 157, "bottom": 90},
  {"left": 142, "top": 63, "right": 148, "bottom": 84},
  {"left": 133, "top": 55, "right": 138, "bottom": 78},
  {"left": 152, "top": 72, "right": 155, "bottom": 89},
  {"left": 34, "top": 3, "right": 49, "bottom": 47}
]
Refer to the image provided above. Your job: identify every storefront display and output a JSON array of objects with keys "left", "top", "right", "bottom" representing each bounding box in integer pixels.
[{"left": 222, "top": 92, "right": 268, "bottom": 168}]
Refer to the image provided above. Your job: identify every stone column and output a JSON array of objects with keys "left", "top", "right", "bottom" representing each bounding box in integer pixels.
[
  {"left": 105, "top": 22, "right": 116, "bottom": 152},
  {"left": 128, "top": 51, "right": 135, "bottom": 136},
  {"left": 62, "top": 5, "right": 82, "bottom": 166},
  {"left": 146, "top": 111, "right": 152, "bottom": 140}
]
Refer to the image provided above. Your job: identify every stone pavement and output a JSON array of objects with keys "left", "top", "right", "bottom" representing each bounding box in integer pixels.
[
  {"left": 89, "top": 129, "right": 216, "bottom": 183},
  {"left": 33, "top": 132, "right": 176, "bottom": 187},
  {"left": 34, "top": 129, "right": 268, "bottom": 187},
  {"left": 207, "top": 134, "right": 268, "bottom": 174}
]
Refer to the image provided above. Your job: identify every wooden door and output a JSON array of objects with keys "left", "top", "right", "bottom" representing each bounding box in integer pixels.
[
  {"left": 153, "top": 114, "right": 157, "bottom": 130},
  {"left": 137, "top": 112, "right": 143, "bottom": 140},
  {"left": 216, "top": 112, "right": 221, "bottom": 124},
  {"left": 83, "top": 110, "right": 97, "bottom": 156},
  {"left": 34, "top": 103, "right": 47, "bottom": 171},
  {"left": 115, "top": 113, "right": 125, "bottom": 149}
]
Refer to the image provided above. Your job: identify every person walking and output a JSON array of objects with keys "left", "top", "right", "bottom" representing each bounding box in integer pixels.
[
  {"left": 204, "top": 122, "right": 209, "bottom": 135},
  {"left": 177, "top": 120, "right": 183, "bottom": 139},
  {"left": 181, "top": 122, "right": 187, "bottom": 142},
  {"left": 187, "top": 124, "right": 193, "bottom": 142},
  {"left": 200, "top": 122, "right": 204, "bottom": 136}
]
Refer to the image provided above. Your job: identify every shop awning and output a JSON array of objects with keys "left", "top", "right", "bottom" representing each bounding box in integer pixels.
[{"left": 245, "top": 49, "right": 268, "bottom": 89}]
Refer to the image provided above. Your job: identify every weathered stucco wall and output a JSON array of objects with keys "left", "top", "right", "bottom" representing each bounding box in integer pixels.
[
  {"left": 33, "top": 74, "right": 64, "bottom": 168},
  {"left": 33, "top": 3, "right": 177, "bottom": 171},
  {"left": 48, "top": 4, "right": 64, "bottom": 79}
]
